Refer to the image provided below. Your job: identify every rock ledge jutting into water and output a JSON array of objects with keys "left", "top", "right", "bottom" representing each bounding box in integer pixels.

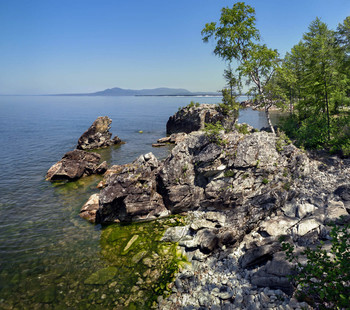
[
  {"left": 78, "top": 105, "right": 350, "bottom": 309},
  {"left": 46, "top": 149, "right": 107, "bottom": 181},
  {"left": 76, "top": 116, "right": 123, "bottom": 150}
]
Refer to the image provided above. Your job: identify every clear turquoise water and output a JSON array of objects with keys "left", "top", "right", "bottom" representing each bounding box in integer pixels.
[{"left": 0, "top": 95, "right": 272, "bottom": 309}]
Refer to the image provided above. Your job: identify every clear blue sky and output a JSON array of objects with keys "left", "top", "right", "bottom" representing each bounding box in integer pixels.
[{"left": 1, "top": 0, "right": 349, "bottom": 94}]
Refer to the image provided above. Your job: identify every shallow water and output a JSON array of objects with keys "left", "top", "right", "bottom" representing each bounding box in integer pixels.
[{"left": 0, "top": 95, "right": 274, "bottom": 309}]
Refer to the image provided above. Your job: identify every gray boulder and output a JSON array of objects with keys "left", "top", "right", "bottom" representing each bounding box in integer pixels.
[
  {"left": 46, "top": 149, "right": 107, "bottom": 181},
  {"left": 251, "top": 252, "right": 294, "bottom": 294},
  {"left": 166, "top": 104, "right": 225, "bottom": 134},
  {"left": 97, "top": 152, "right": 170, "bottom": 223},
  {"left": 76, "top": 116, "right": 123, "bottom": 150}
]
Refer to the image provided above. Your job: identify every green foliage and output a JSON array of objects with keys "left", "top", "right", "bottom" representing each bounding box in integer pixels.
[
  {"left": 217, "top": 88, "right": 240, "bottom": 116},
  {"left": 274, "top": 16, "right": 350, "bottom": 154},
  {"left": 276, "top": 130, "right": 292, "bottom": 152},
  {"left": 204, "top": 121, "right": 224, "bottom": 144},
  {"left": 280, "top": 223, "right": 350, "bottom": 309},
  {"left": 282, "top": 182, "right": 291, "bottom": 191},
  {"left": 234, "top": 123, "right": 250, "bottom": 134},
  {"left": 177, "top": 101, "right": 201, "bottom": 112},
  {"left": 224, "top": 170, "right": 235, "bottom": 177},
  {"left": 262, "top": 178, "right": 269, "bottom": 185},
  {"left": 202, "top": 2, "right": 280, "bottom": 133},
  {"left": 279, "top": 113, "right": 350, "bottom": 155}
]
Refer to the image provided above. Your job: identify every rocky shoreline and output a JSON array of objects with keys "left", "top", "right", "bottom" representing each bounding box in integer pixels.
[{"left": 48, "top": 105, "right": 350, "bottom": 309}]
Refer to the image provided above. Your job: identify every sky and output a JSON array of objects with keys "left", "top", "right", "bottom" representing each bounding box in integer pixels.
[{"left": 1, "top": 0, "right": 350, "bottom": 95}]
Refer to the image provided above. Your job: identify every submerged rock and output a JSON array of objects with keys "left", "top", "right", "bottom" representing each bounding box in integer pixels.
[
  {"left": 84, "top": 266, "right": 118, "bottom": 285},
  {"left": 46, "top": 149, "right": 107, "bottom": 181},
  {"left": 76, "top": 116, "right": 123, "bottom": 150}
]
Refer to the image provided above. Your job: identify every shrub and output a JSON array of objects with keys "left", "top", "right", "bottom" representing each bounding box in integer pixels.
[
  {"left": 276, "top": 131, "right": 292, "bottom": 152},
  {"left": 204, "top": 121, "right": 224, "bottom": 144},
  {"left": 280, "top": 223, "right": 350, "bottom": 309},
  {"left": 234, "top": 123, "right": 250, "bottom": 134},
  {"left": 224, "top": 170, "right": 235, "bottom": 177}
]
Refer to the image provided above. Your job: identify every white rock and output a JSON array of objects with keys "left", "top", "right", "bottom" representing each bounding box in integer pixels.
[
  {"left": 295, "top": 218, "right": 321, "bottom": 236},
  {"left": 297, "top": 202, "right": 317, "bottom": 219},
  {"left": 326, "top": 200, "right": 348, "bottom": 221}
]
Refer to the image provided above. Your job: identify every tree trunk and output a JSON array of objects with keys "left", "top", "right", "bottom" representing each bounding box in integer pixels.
[
  {"left": 265, "top": 106, "right": 275, "bottom": 134},
  {"left": 324, "top": 79, "right": 330, "bottom": 141}
]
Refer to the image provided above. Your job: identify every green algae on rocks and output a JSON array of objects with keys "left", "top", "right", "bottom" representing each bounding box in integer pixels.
[{"left": 96, "top": 215, "right": 188, "bottom": 308}]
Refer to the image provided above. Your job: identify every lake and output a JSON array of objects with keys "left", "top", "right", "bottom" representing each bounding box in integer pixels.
[{"left": 0, "top": 95, "right": 279, "bottom": 309}]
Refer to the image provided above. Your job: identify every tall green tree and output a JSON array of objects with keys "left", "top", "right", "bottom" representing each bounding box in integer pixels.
[
  {"left": 302, "top": 18, "right": 341, "bottom": 140},
  {"left": 201, "top": 2, "right": 280, "bottom": 133},
  {"left": 277, "top": 16, "right": 350, "bottom": 155}
]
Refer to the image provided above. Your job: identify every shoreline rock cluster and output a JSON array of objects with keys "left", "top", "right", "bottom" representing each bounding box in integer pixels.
[
  {"left": 78, "top": 105, "right": 349, "bottom": 309},
  {"left": 46, "top": 116, "right": 123, "bottom": 182},
  {"left": 48, "top": 105, "right": 349, "bottom": 309}
]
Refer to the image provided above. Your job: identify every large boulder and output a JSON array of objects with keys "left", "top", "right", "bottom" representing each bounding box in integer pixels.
[
  {"left": 166, "top": 104, "right": 226, "bottom": 135},
  {"left": 76, "top": 116, "right": 123, "bottom": 150},
  {"left": 46, "top": 149, "right": 107, "bottom": 181},
  {"left": 96, "top": 153, "right": 170, "bottom": 223}
]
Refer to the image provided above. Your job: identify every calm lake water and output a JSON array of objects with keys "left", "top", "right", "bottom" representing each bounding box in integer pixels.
[{"left": 0, "top": 95, "right": 278, "bottom": 309}]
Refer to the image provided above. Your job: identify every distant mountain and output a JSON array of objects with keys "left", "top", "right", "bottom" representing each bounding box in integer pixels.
[{"left": 53, "top": 87, "right": 220, "bottom": 97}]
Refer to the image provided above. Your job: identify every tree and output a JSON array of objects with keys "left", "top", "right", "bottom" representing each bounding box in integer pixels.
[
  {"left": 202, "top": 2, "right": 280, "bottom": 133},
  {"left": 221, "top": 65, "right": 241, "bottom": 123},
  {"left": 302, "top": 18, "right": 341, "bottom": 141},
  {"left": 276, "top": 17, "right": 350, "bottom": 155}
]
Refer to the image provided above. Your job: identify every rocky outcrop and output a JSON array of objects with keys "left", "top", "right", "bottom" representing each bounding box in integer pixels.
[
  {"left": 78, "top": 123, "right": 350, "bottom": 308},
  {"left": 95, "top": 153, "right": 170, "bottom": 223},
  {"left": 76, "top": 116, "right": 123, "bottom": 150},
  {"left": 166, "top": 104, "right": 232, "bottom": 135},
  {"left": 46, "top": 149, "right": 107, "bottom": 181}
]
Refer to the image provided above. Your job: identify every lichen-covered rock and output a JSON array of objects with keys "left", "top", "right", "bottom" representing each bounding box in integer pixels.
[
  {"left": 46, "top": 149, "right": 105, "bottom": 181},
  {"left": 76, "top": 116, "right": 123, "bottom": 150}
]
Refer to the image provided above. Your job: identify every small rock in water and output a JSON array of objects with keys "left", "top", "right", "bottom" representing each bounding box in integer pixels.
[{"left": 84, "top": 267, "right": 118, "bottom": 285}]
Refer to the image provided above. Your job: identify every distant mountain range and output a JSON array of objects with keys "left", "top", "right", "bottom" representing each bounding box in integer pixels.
[{"left": 53, "top": 87, "right": 220, "bottom": 97}]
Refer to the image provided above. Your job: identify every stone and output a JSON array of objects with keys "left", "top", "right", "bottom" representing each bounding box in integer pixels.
[
  {"left": 166, "top": 104, "right": 224, "bottom": 134},
  {"left": 76, "top": 116, "right": 123, "bottom": 150},
  {"left": 334, "top": 184, "right": 350, "bottom": 201},
  {"left": 161, "top": 226, "right": 189, "bottom": 242},
  {"left": 170, "top": 132, "right": 187, "bottom": 144},
  {"left": 190, "top": 219, "right": 217, "bottom": 231},
  {"left": 79, "top": 193, "right": 99, "bottom": 223},
  {"left": 294, "top": 218, "right": 321, "bottom": 236},
  {"left": 296, "top": 202, "right": 317, "bottom": 219},
  {"left": 250, "top": 252, "right": 294, "bottom": 294},
  {"left": 157, "top": 136, "right": 171, "bottom": 143},
  {"left": 46, "top": 149, "right": 103, "bottom": 181},
  {"left": 325, "top": 200, "right": 349, "bottom": 223},
  {"left": 233, "top": 132, "right": 279, "bottom": 168},
  {"left": 122, "top": 235, "right": 139, "bottom": 253},
  {"left": 152, "top": 143, "right": 167, "bottom": 147},
  {"left": 96, "top": 153, "right": 170, "bottom": 223},
  {"left": 259, "top": 217, "right": 299, "bottom": 237},
  {"left": 96, "top": 161, "right": 108, "bottom": 174},
  {"left": 196, "top": 229, "right": 219, "bottom": 253},
  {"left": 84, "top": 267, "right": 118, "bottom": 285},
  {"left": 240, "top": 242, "right": 281, "bottom": 269}
]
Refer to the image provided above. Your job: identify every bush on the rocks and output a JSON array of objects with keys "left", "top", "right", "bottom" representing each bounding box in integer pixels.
[
  {"left": 280, "top": 222, "right": 350, "bottom": 309},
  {"left": 203, "top": 121, "right": 224, "bottom": 144}
]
